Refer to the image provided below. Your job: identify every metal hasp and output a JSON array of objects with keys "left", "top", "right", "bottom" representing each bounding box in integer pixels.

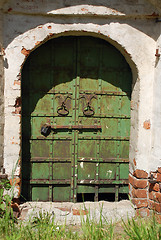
[{"left": 21, "top": 36, "right": 132, "bottom": 202}]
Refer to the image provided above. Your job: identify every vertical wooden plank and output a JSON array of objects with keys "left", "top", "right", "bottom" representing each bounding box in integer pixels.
[{"left": 95, "top": 42, "right": 102, "bottom": 201}]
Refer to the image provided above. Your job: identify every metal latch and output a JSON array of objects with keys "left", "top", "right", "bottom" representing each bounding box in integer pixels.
[{"left": 41, "top": 124, "right": 102, "bottom": 136}]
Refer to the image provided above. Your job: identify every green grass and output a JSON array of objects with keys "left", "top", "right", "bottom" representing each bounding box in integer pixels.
[
  {"left": 122, "top": 214, "right": 161, "bottom": 240},
  {"left": 0, "top": 207, "right": 161, "bottom": 240}
]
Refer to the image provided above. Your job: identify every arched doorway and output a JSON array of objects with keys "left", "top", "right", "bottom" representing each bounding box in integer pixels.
[{"left": 21, "top": 36, "right": 132, "bottom": 202}]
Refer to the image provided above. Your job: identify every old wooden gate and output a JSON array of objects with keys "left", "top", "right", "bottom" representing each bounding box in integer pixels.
[{"left": 21, "top": 36, "right": 132, "bottom": 202}]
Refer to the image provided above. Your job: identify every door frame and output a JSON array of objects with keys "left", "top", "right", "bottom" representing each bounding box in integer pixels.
[{"left": 4, "top": 24, "right": 153, "bottom": 200}]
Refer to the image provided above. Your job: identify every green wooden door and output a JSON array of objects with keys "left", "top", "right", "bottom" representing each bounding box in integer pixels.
[{"left": 21, "top": 36, "right": 132, "bottom": 202}]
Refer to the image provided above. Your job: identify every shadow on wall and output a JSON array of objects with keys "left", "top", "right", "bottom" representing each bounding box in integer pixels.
[{"left": 2, "top": 0, "right": 161, "bottom": 49}]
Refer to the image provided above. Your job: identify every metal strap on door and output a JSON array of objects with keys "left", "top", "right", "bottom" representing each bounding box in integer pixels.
[{"left": 41, "top": 124, "right": 102, "bottom": 137}]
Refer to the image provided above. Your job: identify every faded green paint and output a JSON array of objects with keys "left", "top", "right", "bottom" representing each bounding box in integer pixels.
[{"left": 21, "top": 36, "right": 132, "bottom": 202}]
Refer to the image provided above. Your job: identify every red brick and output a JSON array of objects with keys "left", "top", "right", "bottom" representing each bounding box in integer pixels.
[
  {"left": 72, "top": 209, "right": 88, "bottom": 215},
  {"left": 129, "top": 175, "right": 147, "bottom": 189},
  {"left": 136, "top": 208, "right": 150, "bottom": 217},
  {"left": 132, "top": 188, "right": 147, "bottom": 198},
  {"left": 153, "top": 202, "right": 161, "bottom": 213},
  {"left": 129, "top": 174, "right": 134, "bottom": 186},
  {"left": 132, "top": 199, "right": 148, "bottom": 208},
  {"left": 149, "top": 183, "right": 160, "bottom": 192},
  {"left": 149, "top": 191, "right": 155, "bottom": 201},
  {"left": 149, "top": 200, "right": 161, "bottom": 213},
  {"left": 149, "top": 191, "right": 161, "bottom": 203},
  {"left": 128, "top": 183, "right": 131, "bottom": 191},
  {"left": 157, "top": 173, "right": 161, "bottom": 182},
  {"left": 133, "top": 169, "right": 148, "bottom": 179},
  {"left": 134, "top": 179, "right": 147, "bottom": 189},
  {"left": 155, "top": 192, "right": 161, "bottom": 203},
  {"left": 149, "top": 200, "right": 155, "bottom": 209}
]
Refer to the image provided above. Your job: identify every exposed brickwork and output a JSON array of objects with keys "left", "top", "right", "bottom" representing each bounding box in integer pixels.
[
  {"left": 129, "top": 175, "right": 147, "bottom": 189},
  {"left": 148, "top": 167, "right": 161, "bottom": 213},
  {"left": 149, "top": 200, "right": 161, "bottom": 213},
  {"left": 72, "top": 209, "right": 88, "bottom": 215},
  {"left": 149, "top": 182, "right": 160, "bottom": 192},
  {"left": 129, "top": 170, "right": 149, "bottom": 216},
  {"left": 130, "top": 168, "right": 161, "bottom": 215},
  {"left": 143, "top": 120, "right": 151, "bottom": 130},
  {"left": 149, "top": 191, "right": 161, "bottom": 203},
  {"left": 132, "top": 188, "right": 147, "bottom": 198},
  {"left": 21, "top": 47, "right": 30, "bottom": 57},
  {"left": 132, "top": 199, "right": 148, "bottom": 208}
]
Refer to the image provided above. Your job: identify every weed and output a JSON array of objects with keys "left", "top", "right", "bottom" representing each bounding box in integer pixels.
[{"left": 122, "top": 214, "right": 161, "bottom": 240}]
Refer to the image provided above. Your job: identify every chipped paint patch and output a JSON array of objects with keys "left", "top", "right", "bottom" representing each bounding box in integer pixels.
[
  {"left": 106, "top": 170, "right": 112, "bottom": 177},
  {"left": 14, "top": 80, "right": 21, "bottom": 86},
  {"left": 35, "top": 41, "right": 41, "bottom": 46},
  {"left": 80, "top": 162, "right": 84, "bottom": 169},
  {"left": 21, "top": 47, "right": 30, "bottom": 56},
  {"left": 143, "top": 120, "right": 151, "bottom": 130}
]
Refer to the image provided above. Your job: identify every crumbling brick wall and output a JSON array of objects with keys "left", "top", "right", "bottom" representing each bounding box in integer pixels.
[
  {"left": 149, "top": 168, "right": 161, "bottom": 214},
  {"left": 129, "top": 168, "right": 161, "bottom": 217},
  {"left": 129, "top": 170, "right": 149, "bottom": 217}
]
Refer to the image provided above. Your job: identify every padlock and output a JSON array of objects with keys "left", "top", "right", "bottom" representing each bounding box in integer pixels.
[{"left": 41, "top": 125, "right": 51, "bottom": 137}]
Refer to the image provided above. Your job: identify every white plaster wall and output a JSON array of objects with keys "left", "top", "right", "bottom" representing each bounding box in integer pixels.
[
  {"left": 1, "top": 1, "right": 159, "bottom": 184},
  {"left": 2, "top": 0, "right": 158, "bottom": 16},
  {"left": 151, "top": 23, "right": 161, "bottom": 172}
]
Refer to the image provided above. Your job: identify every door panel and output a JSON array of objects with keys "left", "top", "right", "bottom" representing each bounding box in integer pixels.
[{"left": 21, "top": 36, "right": 132, "bottom": 202}]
